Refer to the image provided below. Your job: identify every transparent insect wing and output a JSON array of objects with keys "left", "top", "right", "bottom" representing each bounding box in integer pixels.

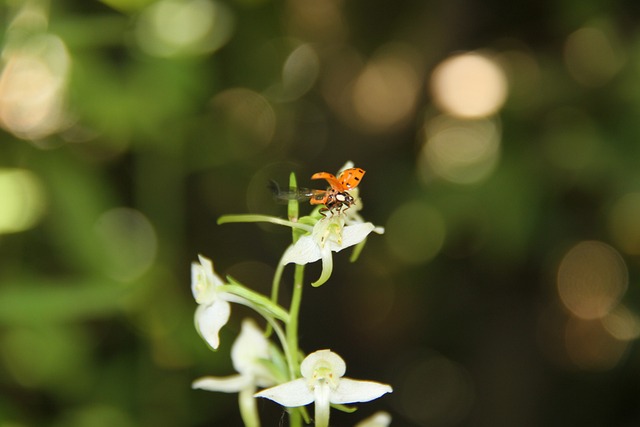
[
  {"left": 269, "top": 181, "right": 316, "bottom": 202},
  {"left": 338, "top": 167, "right": 365, "bottom": 190}
]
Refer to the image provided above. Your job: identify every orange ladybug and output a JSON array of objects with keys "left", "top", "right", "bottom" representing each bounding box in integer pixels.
[
  {"left": 309, "top": 167, "right": 365, "bottom": 215},
  {"left": 270, "top": 167, "right": 366, "bottom": 215}
]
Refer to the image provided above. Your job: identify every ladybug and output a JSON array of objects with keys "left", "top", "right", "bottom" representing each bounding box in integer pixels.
[
  {"left": 308, "top": 167, "right": 365, "bottom": 215},
  {"left": 270, "top": 167, "right": 366, "bottom": 215}
]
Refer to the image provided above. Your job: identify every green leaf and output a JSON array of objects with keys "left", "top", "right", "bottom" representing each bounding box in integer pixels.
[
  {"left": 217, "top": 214, "right": 312, "bottom": 232},
  {"left": 224, "top": 276, "right": 290, "bottom": 323},
  {"left": 288, "top": 172, "right": 299, "bottom": 221},
  {"left": 332, "top": 403, "right": 358, "bottom": 413}
]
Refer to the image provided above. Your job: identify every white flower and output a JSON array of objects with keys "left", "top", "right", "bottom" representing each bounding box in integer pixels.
[
  {"left": 255, "top": 349, "right": 392, "bottom": 427},
  {"left": 191, "top": 254, "right": 240, "bottom": 350},
  {"left": 193, "top": 319, "right": 278, "bottom": 392},
  {"left": 193, "top": 319, "right": 280, "bottom": 427},
  {"left": 355, "top": 411, "right": 392, "bottom": 427},
  {"left": 282, "top": 215, "right": 383, "bottom": 287}
]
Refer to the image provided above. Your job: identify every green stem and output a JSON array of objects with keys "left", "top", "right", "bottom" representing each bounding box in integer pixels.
[
  {"left": 257, "top": 307, "right": 288, "bottom": 362},
  {"left": 219, "top": 283, "right": 290, "bottom": 323},
  {"left": 263, "top": 258, "right": 286, "bottom": 341},
  {"left": 239, "top": 388, "right": 260, "bottom": 427},
  {"left": 218, "top": 214, "right": 313, "bottom": 232},
  {"left": 285, "top": 264, "right": 305, "bottom": 427},
  {"left": 289, "top": 408, "right": 303, "bottom": 427},
  {"left": 286, "top": 264, "right": 304, "bottom": 376},
  {"left": 271, "top": 256, "right": 286, "bottom": 311}
]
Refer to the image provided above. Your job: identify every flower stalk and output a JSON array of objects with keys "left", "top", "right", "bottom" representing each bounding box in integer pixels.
[{"left": 191, "top": 163, "right": 390, "bottom": 426}]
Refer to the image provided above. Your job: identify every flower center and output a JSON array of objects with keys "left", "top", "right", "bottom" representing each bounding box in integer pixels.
[
  {"left": 309, "top": 362, "right": 339, "bottom": 391},
  {"left": 314, "top": 216, "right": 346, "bottom": 248}
]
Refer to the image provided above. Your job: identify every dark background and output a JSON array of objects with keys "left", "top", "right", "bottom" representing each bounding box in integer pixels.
[{"left": 2, "top": 0, "right": 640, "bottom": 425}]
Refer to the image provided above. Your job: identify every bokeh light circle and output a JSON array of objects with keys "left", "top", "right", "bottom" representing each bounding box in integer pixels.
[
  {"left": 0, "top": 169, "right": 47, "bottom": 234},
  {"left": 281, "top": 43, "right": 320, "bottom": 101},
  {"left": 209, "top": 87, "right": 277, "bottom": 158},
  {"left": 564, "top": 316, "right": 628, "bottom": 371},
  {"left": 419, "top": 115, "right": 501, "bottom": 184},
  {"left": 430, "top": 52, "right": 508, "bottom": 119},
  {"left": 385, "top": 201, "right": 446, "bottom": 264},
  {"left": 94, "top": 208, "right": 158, "bottom": 282},
  {"left": 135, "top": 0, "right": 234, "bottom": 58},
  {"left": 557, "top": 240, "right": 627, "bottom": 320},
  {"left": 608, "top": 192, "right": 640, "bottom": 256},
  {"left": 602, "top": 305, "right": 640, "bottom": 341},
  {"left": 351, "top": 45, "right": 421, "bottom": 132},
  {"left": 0, "top": 34, "right": 70, "bottom": 140},
  {"left": 564, "top": 27, "right": 625, "bottom": 87},
  {"left": 395, "top": 352, "right": 474, "bottom": 426}
]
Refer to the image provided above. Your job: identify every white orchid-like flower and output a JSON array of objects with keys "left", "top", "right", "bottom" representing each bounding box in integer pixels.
[
  {"left": 191, "top": 254, "right": 241, "bottom": 350},
  {"left": 192, "top": 318, "right": 279, "bottom": 392},
  {"left": 279, "top": 161, "right": 384, "bottom": 287},
  {"left": 355, "top": 411, "right": 392, "bottom": 427},
  {"left": 255, "top": 349, "right": 392, "bottom": 427},
  {"left": 193, "top": 319, "right": 280, "bottom": 427},
  {"left": 282, "top": 215, "right": 383, "bottom": 287}
]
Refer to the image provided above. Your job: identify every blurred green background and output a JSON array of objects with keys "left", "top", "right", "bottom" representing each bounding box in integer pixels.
[{"left": 2, "top": 0, "right": 640, "bottom": 425}]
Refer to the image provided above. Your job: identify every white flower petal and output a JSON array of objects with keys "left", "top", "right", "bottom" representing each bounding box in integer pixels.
[
  {"left": 231, "top": 319, "right": 270, "bottom": 376},
  {"left": 300, "top": 349, "right": 346, "bottom": 379},
  {"left": 282, "top": 235, "right": 323, "bottom": 265},
  {"left": 191, "top": 262, "right": 209, "bottom": 303},
  {"left": 239, "top": 387, "right": 261, "bottom": 427},
  {"left": 282, "top": 222, "right": 377, "bottom": 266},
  {"left": 197, "top": 254, "right": 214, "bottom": 272},
  {"left": 355, "top": 411, "right": 392, "bottom": 427},
  {"left": 314, "top": 383, "right": 332, "bottom": 427},
  {"left": 329, "top": 222, "right": 376, "bottom": 252},
  {"left": 191, "top": 255, "right": 224, "bottom": 304},
  {"left": 254, "top": 378, "right": 314, "bottom": 407},
  {"left": 192, "top": 374, "right": 252, "bottom": 393},
  {"left": 194, "top": 299, "right": 231, "bottom": 350},
  {"left": 338, "top": 161, "right": 355, "bottom": 172},
  {"left": 330, "top": 378, "right": 393, "bottom": 405},
  {"left": 232, "top": 319, "right": 269, "bottom": 370},
  {"left": 311, "top": 247, "right": 334, "bottom": 287}
]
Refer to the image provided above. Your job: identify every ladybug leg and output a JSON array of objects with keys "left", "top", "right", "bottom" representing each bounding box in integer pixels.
[{"left": 321, "top": 201, "right": 331, "bottom": 216}]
